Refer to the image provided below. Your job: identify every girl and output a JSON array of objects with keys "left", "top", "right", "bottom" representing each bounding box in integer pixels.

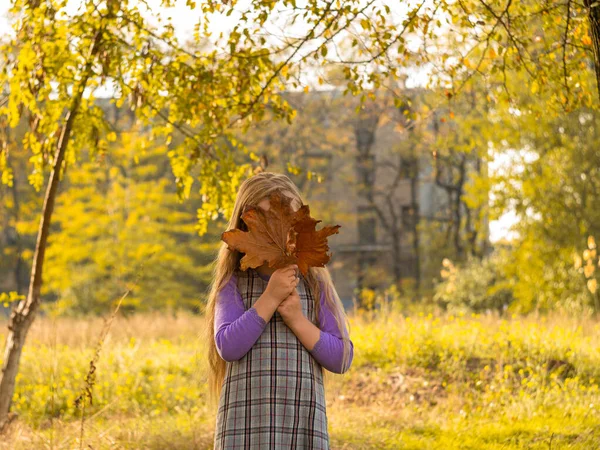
[{"left": 204, "top": 172, "right": 354, "bottom": 449}]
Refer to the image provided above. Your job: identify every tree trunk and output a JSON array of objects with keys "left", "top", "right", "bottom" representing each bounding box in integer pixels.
[
  {"left": 586, "top": 0, "right": 600, "bottom": 102},
  {"left": 410, "top": 169, "right": 421, "bottom": 296},
  {"left": 391, "top": 232, "right": 402, "bottom": 286},
  {"left": 450, "top": 190, "right": 460, "bottom": 259},
  {"left": 353, "top": 107, "right": 380, "bottom": 295},
  {"left": 452, "top": 157, "right": 466, "bottom": 260},
  {"left": 0, "top": 32, "right": 102, "bottom": 429}
]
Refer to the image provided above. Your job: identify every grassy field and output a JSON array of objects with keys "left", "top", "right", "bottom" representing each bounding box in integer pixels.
[{"left": 0, "top": 305, "right": 599, "bottom": 449}]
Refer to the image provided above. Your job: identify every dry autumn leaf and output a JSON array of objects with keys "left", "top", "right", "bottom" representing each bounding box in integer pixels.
[
  {"left": 221, "top": 191, "right": 340, "bottom": 276},
  {"left": 294, "top": 207, "right": 341, "bottom": 276}
]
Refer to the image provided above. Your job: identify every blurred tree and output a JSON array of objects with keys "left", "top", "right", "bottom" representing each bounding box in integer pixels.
[
  {"left": 392, "top": 95, "right": 424, "bottom": 294},
  {"left": 236, "top": 90, "right": 351, "bottom": 195},
  {"left": 0, "top": 120, "right": 38, "bottom": 298},
  {"left": 44, "top": 129, "right": 217, "bottom": 315},
  {"left": 427, "top": 0, "right": 596, "bottom": 111},
  {"left": 374, "top": 83, "right": 493, "bottom": 294},
  {"left": 428, "top": 87, "right": 491, "bottom": 262},
  {"left": 350, "top": 97, "right": 387, "bottom": 291},
  {"left": 491, "top": 102, "right": 600, "bottom": 313},
  {"left": 434, "top": 252, "right": 514, "bottom": 314}
]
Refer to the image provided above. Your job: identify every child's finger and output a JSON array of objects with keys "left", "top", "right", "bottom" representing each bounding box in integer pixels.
[{"left": 284, "top": 264, "right": 298, "bottom": 274}]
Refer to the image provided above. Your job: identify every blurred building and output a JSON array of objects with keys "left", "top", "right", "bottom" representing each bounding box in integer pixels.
[
  {"left": 0, "top": 91, "right": 490, "bottom": 314},
  {"left": 270, "top": 88, "right": 491, "bottom": 307}
]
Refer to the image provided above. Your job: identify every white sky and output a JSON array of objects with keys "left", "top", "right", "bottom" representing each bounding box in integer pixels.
[
  {"left": 0, "top": 0, "right": 516, "bottom": 242},
  {"left": 0, "top": 0, "right": 235, "bottom": 39},
  {"left": 488, "top": 151, "right": 522, "bottom": 242}
]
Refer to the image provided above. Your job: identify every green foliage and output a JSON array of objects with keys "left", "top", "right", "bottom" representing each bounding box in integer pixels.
[
  {"left": 42, "top": 130, "right": 218, "bottom": 315},
  {"left": 431, "top": 0, "right": 595, "bottom": 112},
  {"left": 488, "top": 104, "right": 600, "bottom": 314},
  {"left": 434, "top": 252, "right": 514, "bottom": 313},
  {"left": 0, "top": 0, "right": 425, "bottom": 237},
  {"left": 2, "top": 0, "right": 594, "bottom": 240},
  {"left": 237, "top": 92, "right": 352, "bottom": 185},
  {"left": 501, "top": 234, "right": 593, "bottom": 315},
  {"left": 0, "top": 124, "right": 39, "bottom": 298}
]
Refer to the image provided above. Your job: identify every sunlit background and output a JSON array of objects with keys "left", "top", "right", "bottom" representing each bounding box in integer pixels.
[{"left": 0, "top": 0, "right": 599, "bottom": 448}]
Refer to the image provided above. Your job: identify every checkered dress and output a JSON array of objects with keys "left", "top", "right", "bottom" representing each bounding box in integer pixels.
[{"left": 214, "top": 267, "right": 330, "bottom": 449}]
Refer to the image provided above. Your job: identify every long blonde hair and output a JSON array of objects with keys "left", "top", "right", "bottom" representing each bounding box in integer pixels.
[{"left": 203, "top": 171, "right": 352, "bottom": 407}]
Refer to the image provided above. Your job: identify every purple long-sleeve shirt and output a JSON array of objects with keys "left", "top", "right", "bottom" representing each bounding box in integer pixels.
[{"left": 214, "top": 272, "right": 354, "bottom": 374}]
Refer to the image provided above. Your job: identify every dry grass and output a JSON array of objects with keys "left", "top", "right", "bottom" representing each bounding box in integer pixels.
[{"left": 0, "top": 308, "right": 599, "bottom": 449}]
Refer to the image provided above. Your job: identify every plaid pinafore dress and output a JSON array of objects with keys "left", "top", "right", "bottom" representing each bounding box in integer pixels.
[{"left": 214, "top": 267, "right": 330, "bottom": 449}]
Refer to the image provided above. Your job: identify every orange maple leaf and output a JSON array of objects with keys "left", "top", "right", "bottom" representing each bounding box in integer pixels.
[
  {"left": 221, "top": 191, "right": 340, "bottom": 276},
  {"left": 294, "top": 207, "right": 341, "bottom": 276}
]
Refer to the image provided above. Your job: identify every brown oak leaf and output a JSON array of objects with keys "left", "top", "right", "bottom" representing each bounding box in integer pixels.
[{"left": 221, "top": 191, "right": 340, "bottom": 276}]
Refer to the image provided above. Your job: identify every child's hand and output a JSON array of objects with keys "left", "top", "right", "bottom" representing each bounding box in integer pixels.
[
  {"left": 277, "top": 288, "right": 303, "bottom": 326},
  {"left": 264, "top": 264, "right": 299, "bottom": 303}
]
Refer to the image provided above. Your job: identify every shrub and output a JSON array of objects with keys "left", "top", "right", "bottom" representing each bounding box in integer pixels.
[{"left": 434, "top": 251, "right": 514, "bottom": 313}]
